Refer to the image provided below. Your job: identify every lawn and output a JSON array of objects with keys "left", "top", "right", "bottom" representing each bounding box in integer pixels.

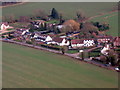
[
  {"left": 66, "top": 50, "right": 78, "bottom": 54},
  {"left": 2, "top": 42, "right": 118, "bottom": 88},
  {"left": 2, "top": 2, "right": 117, "bottom": 19},
  {"left": 89, "top": 11, "right": 118, "bottom": 36}
]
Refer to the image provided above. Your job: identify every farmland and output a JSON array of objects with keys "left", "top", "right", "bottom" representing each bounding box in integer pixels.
[
  {"left": 2, "top": 42, "right": 118, "bottom": 88},
  {"left": 2, "top": 2, "right": 117, "bottom": 19},
  {"left": 89, "top": 11, "right": 118, "bottom": 36}
]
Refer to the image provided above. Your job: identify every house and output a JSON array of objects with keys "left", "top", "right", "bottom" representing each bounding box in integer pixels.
[
  {"left": 114, "top": 37, "right": 120, "bottom": 47},
  {"left": 48, "top": 37, "right": 69, "bottom": 46},
  {"left": 71, "top": 39, "right": 84, "bottom": 48},
  {"left": 97, "top": 36, "right": 113, "bottom": 44},
  {"left": 71, "top": 39, "right": 95, "bottom": 48},
  {"left": 84, "top": 39, "right": 95, "bottom": 47},
  {"left": 32, "top": 20, "right": 46, "bottom": 25},
  {"left": 33, "top": 33, "right": 53, "bottom": 42},
  {"left": 0, "top": 22, "right": 13, "bottom": 31},
  {"left": 101, "top": 44, "right": 111, "bottom": 55},
  {"left": 31, "top": 20, "right": 46, "bottom": 29}
]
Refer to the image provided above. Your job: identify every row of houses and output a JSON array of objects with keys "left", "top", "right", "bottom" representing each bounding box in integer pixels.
[{"left": 13, "top": 28, "right": 120, "bottom": 48}]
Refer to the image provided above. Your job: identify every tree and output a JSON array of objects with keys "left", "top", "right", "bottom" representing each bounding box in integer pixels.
[
  {"left": 108, "top": 49, "right": 118, "bottom": 66},
  {"left": 19, "top": 16, "right": 30, "bottom": 22},
  {"left": 76, "top": 10, "right": 86, "bottom": 21},
  {"left": 51, "top": 8, "right": 59, "bottom": 19},
  {"left": 62, "top": 19, "right": 80, "bottom": 33},
  {"left": 3, "top": 14, "right": 15, "bottom": 23},
  {"left": 54, "top": 27, "right": 61, "bottom": 34},
  {"left": 9, "top": 14, "right": 15, "bottom": 23},
  {"left": 40, "top": 23, "right": 44, "bottom": 31},
  {"left": 61, "top": 46, "right": 68, "bottom": 54},
  {"left": 79, "top": 22, "right": 98, "bottom": 38},
  {"left": 59, "top": 12, "right": 65, "bottom": 24},
  {"left": 29, "top": 24, "right": 34, "bottom": 32},
  {"left": 33, "top": 9, "right": 47, "bottom": 20},
  {"left": 92, "top": 22, "right": 109, "bottom": 31},
  {"left": 99, "top": 23, "right": 109, "bottom": 31}
]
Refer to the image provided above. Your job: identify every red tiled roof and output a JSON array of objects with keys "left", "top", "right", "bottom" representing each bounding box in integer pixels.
[
  {"left": 71, "top": 39, "right": 84, "bottom": 44},
  {"left": 53, "top": 37, "right": 64, "bottom": 43},
  {"left": 71, "top": 39, "right": 94, "bottom": 44}
]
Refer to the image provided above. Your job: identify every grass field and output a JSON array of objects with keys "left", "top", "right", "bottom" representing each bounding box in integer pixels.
[
  {"left": 2, "top": 2, "right": 117, "bottom": 19},
  {"left": 89, "top": 11, "right": 118, "bottom": 36},
  {"left": 2, "top": 42, "right": 118, "bottom": 88}
]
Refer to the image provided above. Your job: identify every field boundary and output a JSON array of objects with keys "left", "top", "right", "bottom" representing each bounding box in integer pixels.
[
  {"left": 84, "top": 10, "right": 118, "bottom": 22},
  {"left": 1, "top": 39, "right": 117, "bottom": 72},
  {"left": 0, "top": 2, "right": 27, "bottom": 8}
]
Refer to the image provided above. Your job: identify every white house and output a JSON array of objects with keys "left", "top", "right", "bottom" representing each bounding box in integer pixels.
[
  {"left": 71, "top": 39, "right": 84, "bottom": 48},
  {"left": 48, "top": 37, "right": 69, "bottom": 46},
  {"left": 21, "top": 29, "right": 29, "bottom": 35},
  {"left": 0, "top": 23, "right": 10, "bottom": 30},
  {"left": 101, "top": 44, "right": 110, "bottom": 55},
  {"left": 71, "top": 39, "right": 95, "bottom": 48},
  {"left": 97, "top": 36, "right": 113, "bottom": 44},
  {"left": 33, "top": 33, "right": 53, "bottom": 42},
  {"left": 84, "top": 39, "right": 95, "bottom": 47},
  {"left": 45, "top": 36, "right": 53, "bottom": 42}
]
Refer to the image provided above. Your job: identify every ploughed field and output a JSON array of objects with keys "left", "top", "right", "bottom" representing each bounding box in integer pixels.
[{"left": 2, "top": 42, "right": 118, "bottom": 88}]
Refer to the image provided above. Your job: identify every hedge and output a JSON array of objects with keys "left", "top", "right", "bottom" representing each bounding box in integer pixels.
[{"left": 40, "top": 44, "right": 60, "bottom": 51}]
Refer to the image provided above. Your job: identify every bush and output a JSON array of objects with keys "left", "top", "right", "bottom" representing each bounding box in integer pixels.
[
  {"left": 14, "top": 39, "right": 22, "bottom": 42},
  {"left": 26, "top": 41, "right": 33, "bottom": 44},
  {"left": 89, "top": 52, "right": 100, "bottom": 57}
]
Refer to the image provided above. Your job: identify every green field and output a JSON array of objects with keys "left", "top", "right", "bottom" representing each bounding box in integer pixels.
[
  {"left": 2, "top": 42, "right": 118, "bottom": 88},
  {"left": 2, "top": 2, "right": 117, "bottom": 19},
  {"left": 89, "top": 11, "right": 118, "bottom": 36}
]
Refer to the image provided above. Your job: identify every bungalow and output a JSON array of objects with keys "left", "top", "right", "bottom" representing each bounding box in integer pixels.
[
  {"left": 97, "top": 36, "right": 113, "bottom": 44},
  {"left": 48, "top": 37, "right": 69, "bottom": 46},
  {"left": 114, "top": 37, "right": 120, "bottom": 47},
  {"left": 71, "top": 39, "right": 95, "bottom": 48}
]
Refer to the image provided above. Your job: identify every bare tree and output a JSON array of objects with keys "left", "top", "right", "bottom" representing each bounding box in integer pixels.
[
  {"left": 76, "top": 9, "right": 86, "bottom": 21},
  {"left": 3, "top": 14, "right": 15, "bottom": 23},
  {"left": 33, "top": 9, "right": 47, "bottom": 20},
  {"left": 19, "top": 16, "right": 30, "bottom": 22}
]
